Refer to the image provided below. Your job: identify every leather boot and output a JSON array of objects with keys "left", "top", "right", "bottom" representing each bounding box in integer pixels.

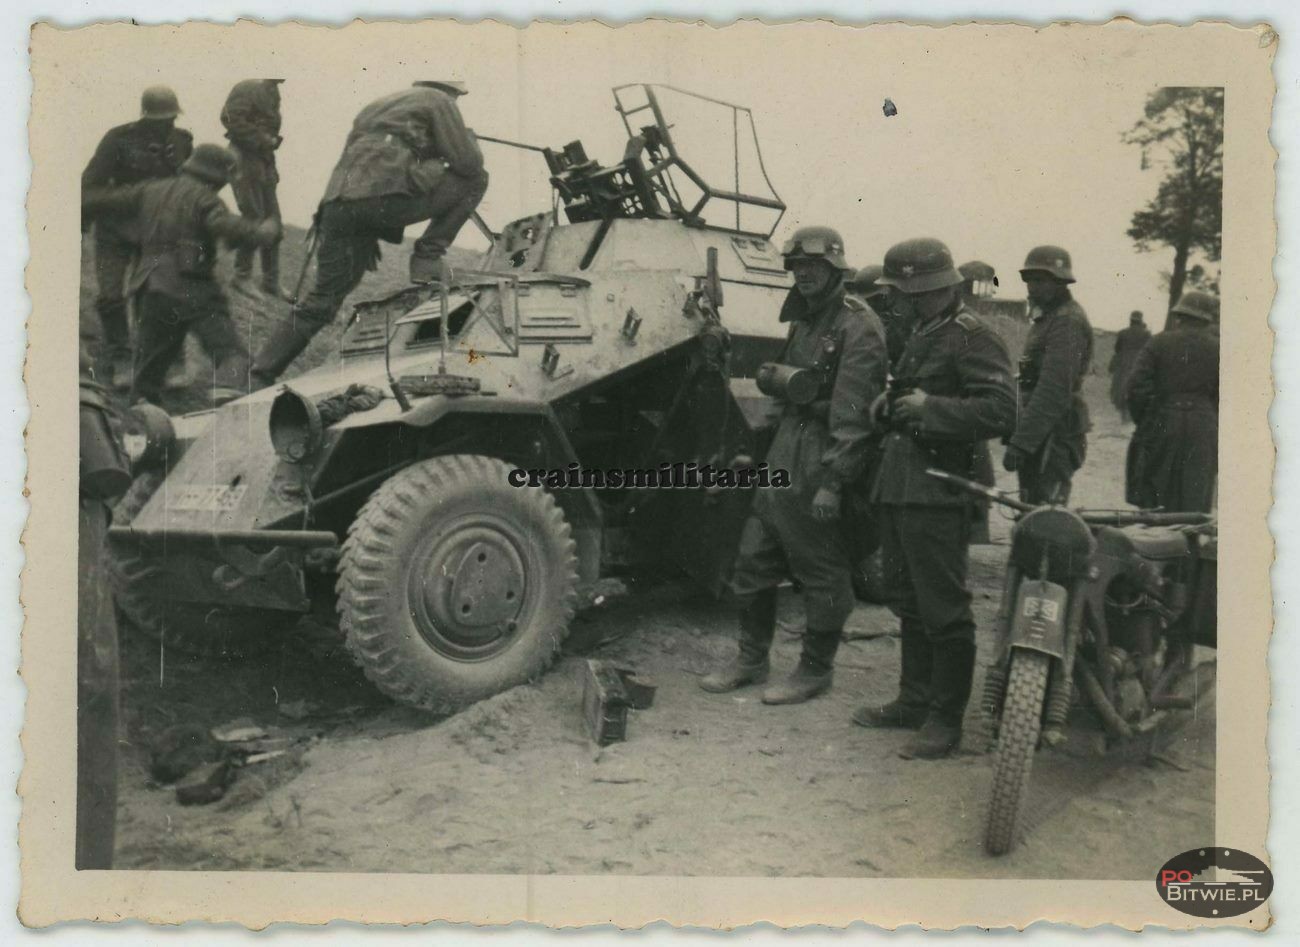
[
  {"left": 249, "top": 316, "right": 320, "bottom": 389},
  {"left": 409, "top": 253, "right": 448, "bottom": 285},
  {"left": 852, "top": 617, "right": 932, "bottom": 729},
  {"left": 700, "top": 588, "right": 777, "bottom": 693},
  {"left": 762, "top": 626, "right": 839, "bottom": 705},
  {"left": 899, "top": 638, "right": 976, "bottom": 760}
]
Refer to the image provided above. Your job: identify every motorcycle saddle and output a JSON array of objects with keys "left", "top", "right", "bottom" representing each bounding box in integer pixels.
[{"left": 1118, "top": 525, "right": 1192, "bottom": 560}]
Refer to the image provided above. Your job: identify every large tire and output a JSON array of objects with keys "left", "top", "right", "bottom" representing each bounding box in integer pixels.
[
  {"left": 984, "top": 649, "right": 1051, "bottom": 856},
  {"left": 337, "top": 454, "right": 579, "bottom": 713},
  {"left": 109, "top": 471, "right": 298, "bottom": 658}
]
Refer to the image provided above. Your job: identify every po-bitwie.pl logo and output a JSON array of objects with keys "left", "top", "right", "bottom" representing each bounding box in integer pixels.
[{"left": 1156, "top": 847, "right": 1272, "bottom": 918}]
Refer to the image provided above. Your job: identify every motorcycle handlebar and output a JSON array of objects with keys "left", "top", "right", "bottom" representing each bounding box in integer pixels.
[{"left": 923, "top": 468, "right": 1215, "bottom": 528}]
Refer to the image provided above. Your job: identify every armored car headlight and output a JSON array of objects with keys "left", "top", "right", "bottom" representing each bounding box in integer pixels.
[
  {"left": 121, "top": 402, "right": 175, "bottom": 471},
  {"left": 269, "top": 387, "right": 323, "bottom": 464}
]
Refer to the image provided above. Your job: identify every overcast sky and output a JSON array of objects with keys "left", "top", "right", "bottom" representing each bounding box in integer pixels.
[{"left": 67, "top": 20, "right": 1219, "bottom": 330}]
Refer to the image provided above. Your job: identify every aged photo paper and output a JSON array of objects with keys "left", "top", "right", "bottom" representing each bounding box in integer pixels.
[{"left": 21, "top": 17, "right": 1275, "bottom": 929}]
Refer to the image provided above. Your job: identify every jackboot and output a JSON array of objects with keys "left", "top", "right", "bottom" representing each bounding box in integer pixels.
[
  {"left": 852, "top": 617, "right": 932, "bottom": 729},
  {"left": 699, "top": 588, "right": 776, "bottom": 693},
  {"left": 249, "top": 316, "right": 321, "bottom": 389},
  {"left": 899, "top": 637, "right": 976, "bottom": 760},
  {"left": 761, "top": 627, "right": 839, "bottom": 705}
]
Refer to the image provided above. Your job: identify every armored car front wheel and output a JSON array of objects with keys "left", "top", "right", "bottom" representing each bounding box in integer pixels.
[{"left": 337, "top": 454, "right": 579, "bottom": 713}]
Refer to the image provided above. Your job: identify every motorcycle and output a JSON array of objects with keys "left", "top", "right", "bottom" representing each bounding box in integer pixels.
[{"left": 925, "top": 469, "right": 1217, "bottom": 856}]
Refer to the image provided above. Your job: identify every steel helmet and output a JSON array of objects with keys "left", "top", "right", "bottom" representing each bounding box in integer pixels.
[
  {"left": 413, "top": 80, "right": 469, "bottom": 96},
  {"left": 876, "top": 237, "right": 963, "bottom": 294},
  {"left": 1170, "top": 291, "right": 1220, "bottom": 323},
  {"left": 782, "top": 226, "right": 849, "bottom": 272},
  {"left": 1019, "top": 245, "right": 1076, "bottom": 283},
  {"left": 140, "top": 85, "right": 181, "bottom": 120},
  {"left": 182, "top": 144, "right": 237, "bottom": 186},
  {"left": 847, "top": 264, "right": 886, "bottom": 299}
]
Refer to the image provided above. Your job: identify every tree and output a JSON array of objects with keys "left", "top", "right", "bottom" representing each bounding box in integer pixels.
[{"left": 1122, "top": 87, "right": 1223, "bottom": 311}]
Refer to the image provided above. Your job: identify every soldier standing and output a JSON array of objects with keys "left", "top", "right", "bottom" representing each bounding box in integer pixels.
[
  {"left": 1109, "top": 310, "right": 1151, "bottom": 423},
  {"left": 700, "top": 227, "right": 887, "bottom": 704},
  {"left": 77, "top": 344, "right": 133, "bottom": 868},
  {"left": 1003, "top": 245, "right": 1094, "bottom": 504},
  {"left": 221, "top": 79, "right": 290, "bottom": 300},
  {"left": 847, "top": 263, "right": 908, "bottom": 369},
  {"left": 82, "top": 144, "right": 280, "bottom": 406},
  {"left": 81, "top": 86, "right": 193, "bottom": 388},
  {"left": 851, "top": 238, "right": 1016, "bottom": 759},
  {"left": 1125, "top": 291, "right": 1219, "bottom": 513},
  {"left": 249, "top": 80, "right": 489, "bottom": 388}
]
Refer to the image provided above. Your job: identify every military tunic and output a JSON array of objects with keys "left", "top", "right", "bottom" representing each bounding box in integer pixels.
[
  {"left": 1109, "top": 322, "right": 1151, "bottom": 417},
  {"left": 81, "top": 119, "right": 193, "bottom": 358},
  {"left": 871, "top": 300, "right": 1015, "bottom": 720},
  {"left": 1009, "top": 292, "right": 1094, "bottom": 503},
  {"left": 221, "top": 80, "right": 284, "bottom": 281},
  {"left": 732, "top": 281, "right": 887, "bottom": 633},
  {"left": 1125, "top": 325, "right": 1219, "bottom": 512},
  {"left": 84, "top": 174, "right": 268, "bottom": 404}
]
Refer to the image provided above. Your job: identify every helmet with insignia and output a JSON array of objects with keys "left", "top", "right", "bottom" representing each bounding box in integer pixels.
[
  {"left": 1019, "top": 245, "right": 1076, "bottom": 284},
  {"left": 847, "top": 264, "right": 887, "bottom": 300},
  {"left": 877, "top": 237, "right": 963, "bottom": 294},
  {"left": 781, "top": 226, "right": 849, "bottom": 272},
  {"left": 181, "top": 143, "right": 238, "bottom": 186},
  {"left": 1169, "top": 290, "right": 1219, "bottom": 323},
  {"left": 413, "top": 80, "right": 469, "bottom": 96},
  {"left": 140, "top": 85, "right": 182, "bottom": 120}
]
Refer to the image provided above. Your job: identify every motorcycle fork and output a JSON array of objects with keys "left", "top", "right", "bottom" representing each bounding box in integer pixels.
[
  {"left": 979, "top": 565, "right": 1022, "bottom": 741},
  {"left": 1041, "top": 580, "right": 1087, "bottom": 742}
]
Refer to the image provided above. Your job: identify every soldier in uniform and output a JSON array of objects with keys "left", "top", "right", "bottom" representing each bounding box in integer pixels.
[
  {"left": 700, "top": 227, "right": 888, "bottom": 704},
  {"left": 1003, "top": 245, "right": 1094, "bottom": 504},
  {"left": 77, "top": 343, "right": 133, "bottom": 868},
  {"left": 1109, "top": 310, "right": 1151, "bottom": 423},
  {"left": 847, "top": 263, "right": 908, "bottom": 369},
  {"left": 82, "top": 144, "right": 281, "bottom": 406},
  {"left": 81, "top": 86, "right": 193, "bottom": 387},
  {"left": 1125, "top": 291, "right": 1219, "bottom": 513},
  {"left": 249, "top": 80, "right": 489, "bottom": 388},
  {"left": 851, "top": 238, "right": 1016, "bottom": 759},
  {"left": 221, "top": 79, "right": 290, "bottom": 300}
]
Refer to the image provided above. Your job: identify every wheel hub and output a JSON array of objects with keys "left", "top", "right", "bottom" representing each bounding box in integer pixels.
[{"left": 410, "top": 522, "right": 527, "bottom": 658}]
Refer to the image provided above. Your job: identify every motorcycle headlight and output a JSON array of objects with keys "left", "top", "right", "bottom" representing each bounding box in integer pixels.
[
  {"left": 269, "top": 387, "right": 323, "bottom": 464},
  {"left": 121, "top": 402, "right": 175, "bottom": 471}
]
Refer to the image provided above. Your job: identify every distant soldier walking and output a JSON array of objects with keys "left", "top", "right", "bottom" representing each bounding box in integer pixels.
[
  {"left": 1003, "top": 245, "right": 1094, "bottom": 504},
  {"left": 851, "top": 238, "right": 1016, "bottom": 759},
  {"left": 81, "top": 86, "right": 193, "bottom": 387},
  {"left": 250, "top": 81, "right": 489, "bottom": 387},
  {"left": 1109, "top": 310, "right": 1151, "bottom": 423},
  {"left": 221, "top": 79, "right": 290, "bottom": 300},
  {"left": 700, "top": 227, "right": 887, "bottom": 705},
  {"left": 82, "top": 144, "right": 280, "bottom": 406},
  {"left": 1125, "top": 291, "right": 1219, "bottom": 513}
]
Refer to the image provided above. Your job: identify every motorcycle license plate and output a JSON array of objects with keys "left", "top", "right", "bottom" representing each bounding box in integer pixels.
[{"left": 1011, "top": 580, "right": 1069, "bottom": 656}]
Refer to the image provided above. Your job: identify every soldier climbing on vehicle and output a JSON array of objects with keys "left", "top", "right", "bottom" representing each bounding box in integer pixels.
[{"left": 249, "top": 80, "right": 489, "bottom": 388}]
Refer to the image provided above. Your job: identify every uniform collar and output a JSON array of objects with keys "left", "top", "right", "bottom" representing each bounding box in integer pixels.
[
  {"left": 779, "top": 277, "right": 846, "bottom": 324},
  {"left": 1030, "top": 288, "right": 1073, "bottom": 322},
  {"left": 915, "top": 294, "right": 964, "bottom": 337}
]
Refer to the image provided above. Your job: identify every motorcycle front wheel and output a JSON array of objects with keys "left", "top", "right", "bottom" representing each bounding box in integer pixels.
[{"left": 985, "top": 649, "right": 1051, "bottom": 855}]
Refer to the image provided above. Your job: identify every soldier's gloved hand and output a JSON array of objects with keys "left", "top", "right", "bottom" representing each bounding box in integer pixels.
[
  {"left": 811, "top": 486, "right": 841, "bottom": 522},
  {"left": 1003, "top": 445, "right": 1029, "bottom": 472},
  {"left": 891, "top": 391, "right": 929, "bottom": 426},
  {"left": 254, "top": 218, "right": 282, "bottom": 246}
]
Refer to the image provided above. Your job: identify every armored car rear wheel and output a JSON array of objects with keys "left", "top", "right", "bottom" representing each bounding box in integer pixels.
[
  {"left": 109, "top": 471, "right": 298, "bottom": 657},
  {"left": 337, "top": 454, "right": 579, "bottom": 713}
]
